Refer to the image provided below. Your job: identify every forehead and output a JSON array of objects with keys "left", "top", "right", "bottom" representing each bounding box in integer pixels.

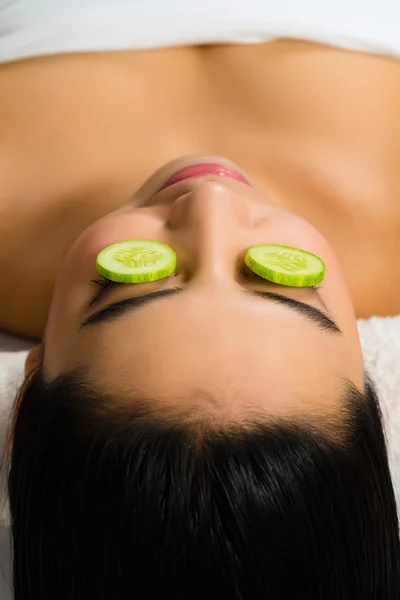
[{"left": 68, "top": 292, "right": 352, "bottom": 419}]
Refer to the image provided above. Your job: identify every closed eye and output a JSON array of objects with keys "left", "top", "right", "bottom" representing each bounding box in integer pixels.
[
  {"left": 89, "top": 273, "right": 325, "bottom": 309},
  {"left": 240, "top": 265, "right": 327, "bottom": 310},
  {"left": 89, "top": 277, "right": 118, "bottom": 307},
  {"left": 84, "top": 275, "right": 339, "bottom": 334}
]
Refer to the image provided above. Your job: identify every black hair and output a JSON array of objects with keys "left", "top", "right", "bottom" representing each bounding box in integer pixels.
[{"left": 7, "top": 367, "right": 400, "bottom": 599}]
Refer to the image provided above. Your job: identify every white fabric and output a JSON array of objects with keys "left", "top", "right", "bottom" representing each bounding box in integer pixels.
[
  {"left": 0, "top": 334, "right": 32, "bottom": 600},
  {"left": 1, "top": 0, "right": 400, "bottom": 63}
]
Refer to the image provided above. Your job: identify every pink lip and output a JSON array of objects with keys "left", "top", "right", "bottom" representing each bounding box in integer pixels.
[{"left": 159, "top": 162, "right": 251, "bottom": 191}]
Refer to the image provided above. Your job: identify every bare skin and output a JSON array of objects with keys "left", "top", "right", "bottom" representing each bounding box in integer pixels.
[{"left": 1, "top": 40, "right": 400, "bottom": 341}]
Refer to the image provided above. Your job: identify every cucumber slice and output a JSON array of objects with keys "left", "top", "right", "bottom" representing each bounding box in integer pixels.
[
  {"left": 96, "top": 240, "right": 176, "bottom": 283},
  {"left": 244, "top": 244, "right": 325, "bottom": 287}
]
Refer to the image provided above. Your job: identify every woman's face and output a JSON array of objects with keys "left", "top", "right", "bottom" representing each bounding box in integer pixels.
[{"left": 42, "top": 155, "right": 364, "bottom": 420}]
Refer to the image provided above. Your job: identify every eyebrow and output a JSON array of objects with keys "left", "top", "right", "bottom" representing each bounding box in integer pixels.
[{"left": 79, "top": 287, "right": 342, "bottom": 335}]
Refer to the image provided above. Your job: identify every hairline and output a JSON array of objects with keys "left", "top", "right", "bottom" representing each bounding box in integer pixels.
[{"left": 19, "top": 364, "right": 369, "bottom": 448}]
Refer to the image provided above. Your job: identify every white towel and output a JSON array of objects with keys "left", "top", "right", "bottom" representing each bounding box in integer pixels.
[{"left": 357, "top": 316, "right": 400, "bottom": 506}]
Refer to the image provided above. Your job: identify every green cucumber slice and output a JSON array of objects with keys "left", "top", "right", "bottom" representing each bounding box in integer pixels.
[
  {"left": 96, "top": 240, "right": 176, "bottom": 283},
  {"left": 244, "top": 244, "right": 325, "bottom": 287}
]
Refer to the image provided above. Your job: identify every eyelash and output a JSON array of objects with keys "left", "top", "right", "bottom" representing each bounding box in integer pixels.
[
  {"left": 90, "top": 273, "right": 325, "bottom": 299},
  {"left": 243, "top": 268, "right": 324, "bottom": 292},
  {"left": 89, "top": 276, "right": 116, "bottom": 305},
  {"left": 90, "top": 276, "right": 114, "bottom": 290}
]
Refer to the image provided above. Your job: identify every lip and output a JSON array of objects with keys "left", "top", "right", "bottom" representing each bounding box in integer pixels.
[{"left": 159, "top": 162, "right": 251, "bottom": 191}]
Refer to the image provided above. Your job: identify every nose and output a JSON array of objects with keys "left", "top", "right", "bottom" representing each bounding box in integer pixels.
[{"left": 167, "top": 179, "right": 257, "bottom": 283}]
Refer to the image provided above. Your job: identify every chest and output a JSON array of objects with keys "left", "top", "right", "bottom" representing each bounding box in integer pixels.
[
  {"left": 2, "top": 42, "right": 399, "bottom": 200},
  {"left": 1, "top": 43, "right": 400, "bottom": 325}
]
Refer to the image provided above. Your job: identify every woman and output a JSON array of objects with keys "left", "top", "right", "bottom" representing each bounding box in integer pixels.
[{"left": 1, "top": 0, "right": 400, "bottom": 598}]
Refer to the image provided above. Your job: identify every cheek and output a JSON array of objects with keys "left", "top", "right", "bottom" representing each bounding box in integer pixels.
[
  {"left": 45, "top": 210, "right": 157, "bottom": 363},
  {"left": 307, "top": 235, "right": 356, "bottom": 320},
  {"left": 50, "top": 211, "right": 162, "bottom": 311},
  {"left": 296, "top": 229, "right": 359, "bottom": 345},
  {"left": 306, "top": 236, "right": 354, "bottom": 314},
  {"left": 270, "top": 212, "right": 356, "bottom": 313},
  {"left": 76, "top": 209, "right": 163, "bottom": 255},
  {"left": 282, "top": 223, "right": 362, "bottom": 371},
  {"left": 264, "top": 212, "right": 348, "bottom": 285}
]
